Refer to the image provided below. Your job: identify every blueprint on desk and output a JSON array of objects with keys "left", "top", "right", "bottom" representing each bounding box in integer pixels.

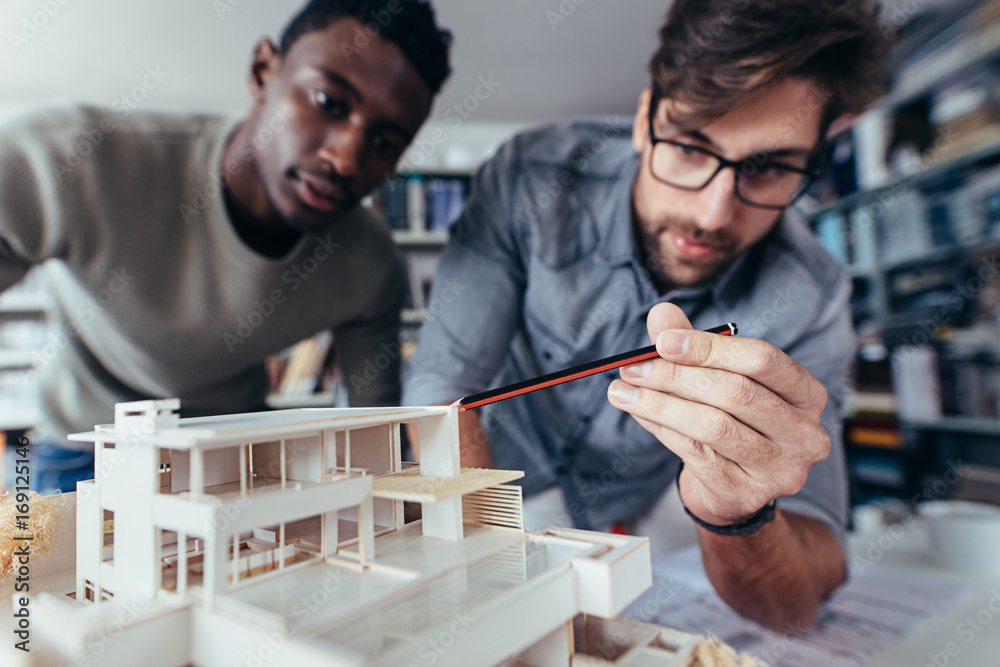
[{"left": 624, "top": 545, "right": 974, "bottom": 667}]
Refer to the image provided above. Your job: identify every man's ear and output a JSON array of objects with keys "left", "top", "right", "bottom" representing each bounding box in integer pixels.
[
  {"left": 248, "top": 38, "right": 281, "bottom": 103},
  {"left": 825, "top": 114, "right": 858, "bottom": 140},
  {"left": 633, "top": 88, "right": 652, "bottom": 153}
]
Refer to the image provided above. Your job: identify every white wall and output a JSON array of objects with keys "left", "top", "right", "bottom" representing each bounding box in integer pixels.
[
  {"left": 3, "top": 1, "right": 933, "bottom": 169},
  {"left": 0, "top": 0, "right": 667, "bottom": 169}
]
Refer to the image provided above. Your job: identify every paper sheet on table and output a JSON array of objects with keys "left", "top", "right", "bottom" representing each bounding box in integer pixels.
[{"left": 624, "top": 545, "right": 973, "bottom": 667}]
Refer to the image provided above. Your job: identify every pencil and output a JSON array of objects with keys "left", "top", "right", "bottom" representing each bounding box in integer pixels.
[{"left": 457, "top": 322, "right": 737, "bottom": 411}]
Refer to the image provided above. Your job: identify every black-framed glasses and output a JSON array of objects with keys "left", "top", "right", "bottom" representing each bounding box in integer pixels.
[{"left": 646, "top": 93, "right": 822, "bottom": 210}]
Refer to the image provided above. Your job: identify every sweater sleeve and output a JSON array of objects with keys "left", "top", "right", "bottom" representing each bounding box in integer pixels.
[{"left": 0, "top": 108, "right": 74, "bottom": 292}]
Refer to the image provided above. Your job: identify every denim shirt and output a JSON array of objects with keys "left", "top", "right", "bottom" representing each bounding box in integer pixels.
[{"left": 403, "top": 119, "right": 855, "bottom": 539}]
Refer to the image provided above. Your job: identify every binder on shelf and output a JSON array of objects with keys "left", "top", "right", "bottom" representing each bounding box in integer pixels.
[
  {"left": 404, "top": 254, "right": 426, "bottom": 310},
  {"left": 406, "top": 174, "right": 426, "bottom": 233},
  {"left": 374, "top": 171, "right": 471, "bottom": 238},
  {"left": 402, "top": 252, "right": 441, "bottom": 311},
  {"left": 890, "top": 345, "right": 943, "bottom": 422},
  {"left": 847, "top": 208, "right": 877, "bottom": 268},
  {"left": 878, "top": 189, "right": 932, "bottom": 266},
  {"left": 377, "top": 175, "right": 409, "bottom": 231},
  {"left": 950, "top": 163, "right": 1000, "bottom": 244},
  {"left": 815, "top": 210, "right": 848, "bottom": 265},
  {"left": 426, "top": 178, "right": 467, "bottom": 232},
  {"left": 951, "top": 464, "right": 1000, "bottom": 505}
]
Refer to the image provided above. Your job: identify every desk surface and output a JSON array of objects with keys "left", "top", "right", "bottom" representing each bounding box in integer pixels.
[
  {"left": 635, "top": 521, "right": 1000, "bottom": 666},
  {"left": 851, "top": 524, "right": 1000, "bottom": 667}
]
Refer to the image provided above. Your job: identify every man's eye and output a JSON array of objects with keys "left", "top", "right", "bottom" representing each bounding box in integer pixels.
[
  {"left": 671, "top": 143, "right": 709, "bottom": 162},
  {"left": 315, "top": 90, "right": 346, "bottom": 115},
  {"left": 372, "top": 135, "right": 404, "bottom": 160},
  {"left": 758, "top": 163, "right": 792, "bottom": 177}
]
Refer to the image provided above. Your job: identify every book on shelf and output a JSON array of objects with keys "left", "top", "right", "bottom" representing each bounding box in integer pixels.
[
  {"left": 846, "top": 208, "right": 877, "bottom": 268},
  {"left": 814, "top": 210, "right": 848, "bottom": 265},
  {"left": 372, "top": 173, "right": 469, "bottom": 235},
  {"left": 850, "top": 456, "right": 907, "bottom": 489},
  {"left": 269, "top": 330, "right": 336, "bottom": 399},
  {"left": 402, "top": 252, "right": 441, "bottom": 311},
  {"left": 939, "top": 325, "right": 1000, "bottom": 419},
  {"left": 425, "top": 177, "right": 467, "bottom": 232},
  {"left": 849, "top": 391, "right": 897, "bottom": 417},
  {"left": 847, "top": 414, "right": 904, "bottom": 449},
  {"left": 890, "top": 344, "right": 944, "bottom": 422},
  {"left": 846, "top": 347, "right": 903, "bottom": 450},
  {"left": 406, "top": 175, "right": 426, "bottom": 233},
  {"left": 376, "top": 175, "right": 410, "bottom": 231},
  {"left": 950, "top": 162, "right": 1000, "bottom": 244},
  {"left": 0, "top": 267, "right": 50, "bottom": 431},
  {"left": 951, "top": 464, "right": 1000, "bottom": 506},
  {"left": 987, "top": 190, "right": 1000, "bottom": 239},
  {"left": 878, "top": 189, "right": 933, "bottom": 266},
  {"left": 846, "top": 387, "right": 903, "bottom": 450},
  {"left": 405, "top": 255, "right": 426, "bottom": 310}
]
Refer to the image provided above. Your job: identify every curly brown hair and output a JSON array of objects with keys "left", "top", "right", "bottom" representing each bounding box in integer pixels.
[{"left": 649, "top": 0, "right": 890, "bottom": 132}]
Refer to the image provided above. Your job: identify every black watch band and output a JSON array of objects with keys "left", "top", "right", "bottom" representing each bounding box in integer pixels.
[{"left": 676, "top": 464, "right": 777, "bottom": 536}]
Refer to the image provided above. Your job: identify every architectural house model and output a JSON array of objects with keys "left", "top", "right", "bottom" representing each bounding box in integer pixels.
[{"left": 1, "top": 399, "right": 744, "bottom": 666}]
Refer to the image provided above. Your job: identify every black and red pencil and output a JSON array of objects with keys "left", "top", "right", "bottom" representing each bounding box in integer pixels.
[{"left": 457, "top": 322, "right": 737, "bottom": 411}]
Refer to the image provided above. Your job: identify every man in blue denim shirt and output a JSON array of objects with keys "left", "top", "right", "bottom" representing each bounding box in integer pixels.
[{"left": 405, "top": 0, "right": 887, "bottom": 630}]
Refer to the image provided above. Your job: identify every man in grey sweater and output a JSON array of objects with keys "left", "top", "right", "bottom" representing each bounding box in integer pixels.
[{"left": 0, "top": 0, "right": 451, "bottom": 492}]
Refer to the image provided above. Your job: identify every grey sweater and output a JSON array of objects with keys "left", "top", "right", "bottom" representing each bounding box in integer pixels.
[{"left": 0, "top": 105, "right": 404, "bottom": 443}]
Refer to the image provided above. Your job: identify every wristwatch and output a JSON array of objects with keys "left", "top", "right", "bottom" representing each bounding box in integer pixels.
[{"left": 676, "top": 464, "right": 777, "bottom": 536}]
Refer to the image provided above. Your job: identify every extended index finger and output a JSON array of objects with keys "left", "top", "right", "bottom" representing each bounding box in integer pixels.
[{"left": 654, "top": 329, "right": 826, "bottom": 411}]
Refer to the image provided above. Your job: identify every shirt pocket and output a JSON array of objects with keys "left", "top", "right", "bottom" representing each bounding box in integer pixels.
[
  {"left": 522, "top": 305, "right": 579, "bottom": 372},
  {"left": 514, "top": 173, "right": 599, "bottom": 270}
]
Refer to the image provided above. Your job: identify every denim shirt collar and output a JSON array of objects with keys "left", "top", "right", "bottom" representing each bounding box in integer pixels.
[{"left": 595, "top": 149, "right": 642, "bottom": 267}]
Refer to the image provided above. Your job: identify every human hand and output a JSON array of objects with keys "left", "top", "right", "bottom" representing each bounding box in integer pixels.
[{"left": 607, "top": 303, "right": 830, "bottom": 526}]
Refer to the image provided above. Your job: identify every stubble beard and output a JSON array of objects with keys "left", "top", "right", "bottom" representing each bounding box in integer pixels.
[{"left": 633, "top": 212, "right": 741, "bottom": 293}]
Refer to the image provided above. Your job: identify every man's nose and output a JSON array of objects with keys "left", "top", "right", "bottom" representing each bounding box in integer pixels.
[
  {"left": 694, "top": 167, "right": 739, "bottom": 232},
  {"left": 318, "top": 124, "right": 365, "bottom": 178}
]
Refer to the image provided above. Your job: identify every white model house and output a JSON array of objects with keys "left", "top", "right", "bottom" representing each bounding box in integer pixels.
[{"left": 2, "top": 399, "right": 720, "bottom": 666}]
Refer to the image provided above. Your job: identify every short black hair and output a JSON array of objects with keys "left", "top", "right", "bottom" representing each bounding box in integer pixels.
[{"left": 279, "top": 0, "right": 452, "bottom": 96}]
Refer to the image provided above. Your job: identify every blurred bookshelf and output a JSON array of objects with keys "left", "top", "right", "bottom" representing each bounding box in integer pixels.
[
  {"left": 0, "top": 270, "right": 50, "bottom": 433},
  {"left": 371, "top": 169, "right": 473, "bottom": 384},
  {"left": 803, "top": 0, "right": 1000, "bottom": 507},
  {"left": 903, "top": 415, "right": 1000, "bottom": 435},
  {"left": 391, "top": 230, "right": 450, "bottom": 247},
  {"left": 369, "top": 170, "right": 471, "bottom": 322}
]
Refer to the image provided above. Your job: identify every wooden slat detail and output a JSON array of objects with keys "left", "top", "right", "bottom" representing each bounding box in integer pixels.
[
  {"left": 370, "top": 467, "right": 523, "bottom": 502},
  {"left": 467, "top": 543, "right": 527, "bottom": 584},
  {"left": 463, "top": 484, "right": 523, "bottom": 530}
]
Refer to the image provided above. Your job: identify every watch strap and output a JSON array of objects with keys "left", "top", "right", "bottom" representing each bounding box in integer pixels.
[{"left": 676, "top": 464, "right": 777, "bottom": 536}]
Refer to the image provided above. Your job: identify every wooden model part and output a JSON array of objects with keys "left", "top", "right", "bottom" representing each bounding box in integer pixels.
[
  {"left": 0, "top": 399, "right": 764, "bottom": 666},
  {"left": 371, "top": 466, "right": 524, "bottom": 502}
]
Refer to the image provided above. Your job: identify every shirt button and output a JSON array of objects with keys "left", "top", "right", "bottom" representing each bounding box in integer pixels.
[{"left": 580, "top": 414, "right": 591, "bottom": 424}]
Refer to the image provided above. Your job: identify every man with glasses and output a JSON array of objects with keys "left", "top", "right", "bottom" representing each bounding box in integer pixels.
[{"left": 405, "top": 0, "right": 886, "bottom": 630}]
